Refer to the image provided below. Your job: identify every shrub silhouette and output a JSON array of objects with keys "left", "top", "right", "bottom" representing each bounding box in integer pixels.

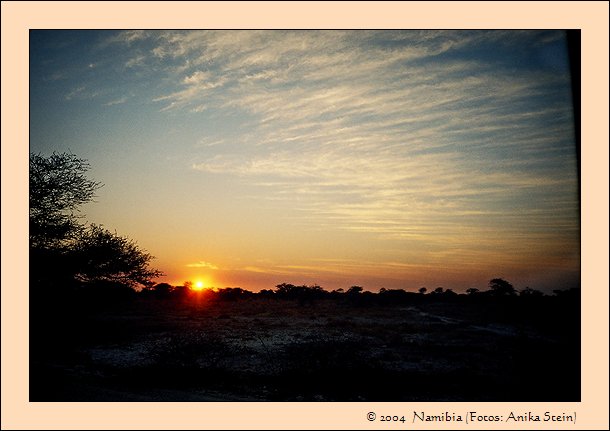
[
  {"left": 258, "top": 289, "right": 275, "bottom": 297},
  {"left": 520, "top": 287, "right": 543, "bottom": 297},
  {"left": 217, "top": 287, "right": 253, "bottom": 301}
]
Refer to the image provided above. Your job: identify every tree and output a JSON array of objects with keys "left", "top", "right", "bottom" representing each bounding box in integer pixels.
[
  {"left": 466, "top": 287, "right": 479, "bottom": 296},
  {"left": 346, "top": 285, "right": 363, "bottom": 295},
  {"left": 30, "top": 152, "right": 101, "bottom": 249},
  {"left": 69, "top": 224, "right": 163, "bottom": 289},
  {"left": 488, "top": 278, "right": 516, "bottom": 296},
  {"left": 144, "top": 282, "right": 173, "bottom": 298},
  {"left": 30, "top": 152, "right": 162, "bottom": 291},
  {"left": 274, "top": 283, "right": 326, "bottom": 301},
  {"left": 418, "top": 287, "right": 427, "bottom": 295},
  {"left": 275, "top": 283, "right": 298, "bottom": 297}
]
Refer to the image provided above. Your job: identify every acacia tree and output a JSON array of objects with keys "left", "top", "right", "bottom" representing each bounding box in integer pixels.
[
  {"left": 488, "top": 278, "right": 517, "bottom": 296},
  {"left": 30, "top": 152, "right": 101, "bottom": 249},
  {"left": 30, "top": 152, "right": 163, "bottom": 291},
  {"left": 71, "top": 224, "right": 163, "bottom": 289}
]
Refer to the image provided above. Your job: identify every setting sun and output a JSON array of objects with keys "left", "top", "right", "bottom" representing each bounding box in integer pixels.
[
  {"left": 23, "top": 23, "right": 588, "bottom": 408},
  {"left": 30, "top": 29, "right": 580, "bottom": 295}
]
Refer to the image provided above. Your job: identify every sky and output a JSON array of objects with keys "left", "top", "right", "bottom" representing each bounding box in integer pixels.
[{"left": 29, "top": 30, "right": 580, "bottom": 292}]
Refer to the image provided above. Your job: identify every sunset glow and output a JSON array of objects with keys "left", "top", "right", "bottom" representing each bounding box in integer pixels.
[{"left": 29, "top": 30, "right": 580, "bottom": 293}]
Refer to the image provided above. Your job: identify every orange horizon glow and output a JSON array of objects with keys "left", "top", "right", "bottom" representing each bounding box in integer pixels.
[
  {"left": 158, "top": 251, "right": 580, "bottom": 294},
  {"left": 192, "top": 281, "right": 205, "bottom": 291},
  {"left": 181, "top": 277, "right": 219, "bottom": 292},
  {"left": 31, "top": 30, "right": 581, "bottom": 297}
]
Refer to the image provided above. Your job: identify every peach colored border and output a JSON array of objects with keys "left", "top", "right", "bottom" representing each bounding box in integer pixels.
[{"left": 2, "top": 1, "right": 608, "bottom": 429}]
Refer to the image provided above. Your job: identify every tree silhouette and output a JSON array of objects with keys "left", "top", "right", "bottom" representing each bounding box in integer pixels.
[
  {"left": 145, "top": 282, "right": 173, "bottom": 298},
  {"left": 30, "top": 152, "right": 101, "bottom": 250},
  {"left": 259, "top": 289, "right": 275, "bottom": 297},
  {"left": 346, "top": 285, "right": 363, "bottom": 295},
  {"left": 70, "top": 224, "right": 162, "bottom": 289},
  {"left": 488, "top": 278, "right": 516, "bottom": 296},
  {"left": 330, "top": 288, "right": 345, "bottom": 295},
  {"left": 274, "top": 283, "right": 327, "bottom": 302},
  {"left": 275, "top": 283, "right": 298, "bottom": 297},
  {"left": 30, "top": 152, "right": 162, "bottom": 292}
]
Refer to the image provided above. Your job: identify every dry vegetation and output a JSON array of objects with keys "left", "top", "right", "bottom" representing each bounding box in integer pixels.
[{"left": 30, "top": 292, "right": 580, "bottom": 401}]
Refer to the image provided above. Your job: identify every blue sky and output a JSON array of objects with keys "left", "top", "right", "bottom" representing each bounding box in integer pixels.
[{"left": 29, "top": 30, "right": 580, "bottom": 291}]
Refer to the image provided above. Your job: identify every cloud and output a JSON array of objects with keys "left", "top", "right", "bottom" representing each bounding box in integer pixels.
[
  {"left": 152, "top": 75, "right": 227, "bottom": 111},
  {"left": 183, "top": 70, "right": 211, "bottom": 84},
  {"left": 241, "top": 266, "right": 283, "bottom": 274},
  {"left": 186, "top": 261, "right": 219, "bottom": 270},
  {"left": 43, "top": 71, "right": 65, "bottom": 81},
  {"left": 104, "top": 30, "right": 150, "bottom": 45},
  {"left": 191, "top": 104, "right": 208, "bottom": 113},
  {"left": 195, "top": 137, "right": 225, "bottom": 147},
  {"left": 65, "top": 85, "right": 101, "bottom": 101},
  {"left": 106, "top": 30, "right": 578, "bottom": 254},
  {"left": 125, "top": 55, "right": 146, "bottom": 68},
  {"left": 103, "top": 97, "right": 127, "bottom": 106}
]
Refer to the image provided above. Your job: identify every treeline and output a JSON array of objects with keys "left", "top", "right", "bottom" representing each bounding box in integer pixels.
[
  {"left": 29, "top": 153, "right": 579, "bottom": 307},
  {"left": 140, "top": 279, "right": 580, "bottom": 304}
]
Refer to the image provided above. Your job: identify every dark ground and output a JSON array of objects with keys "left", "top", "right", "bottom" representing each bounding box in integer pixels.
[{"left": 30, "top": 292, "right": 580, "bottom": 402}]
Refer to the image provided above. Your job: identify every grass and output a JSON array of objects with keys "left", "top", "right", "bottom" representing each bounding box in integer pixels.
[{"left": 30, "top": 294, "right": 580, "bottom": 401}]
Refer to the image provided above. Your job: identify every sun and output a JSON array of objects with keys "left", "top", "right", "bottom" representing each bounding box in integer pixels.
[{"left": 193, "top": 280, "right": 205, "bottom": 291}]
